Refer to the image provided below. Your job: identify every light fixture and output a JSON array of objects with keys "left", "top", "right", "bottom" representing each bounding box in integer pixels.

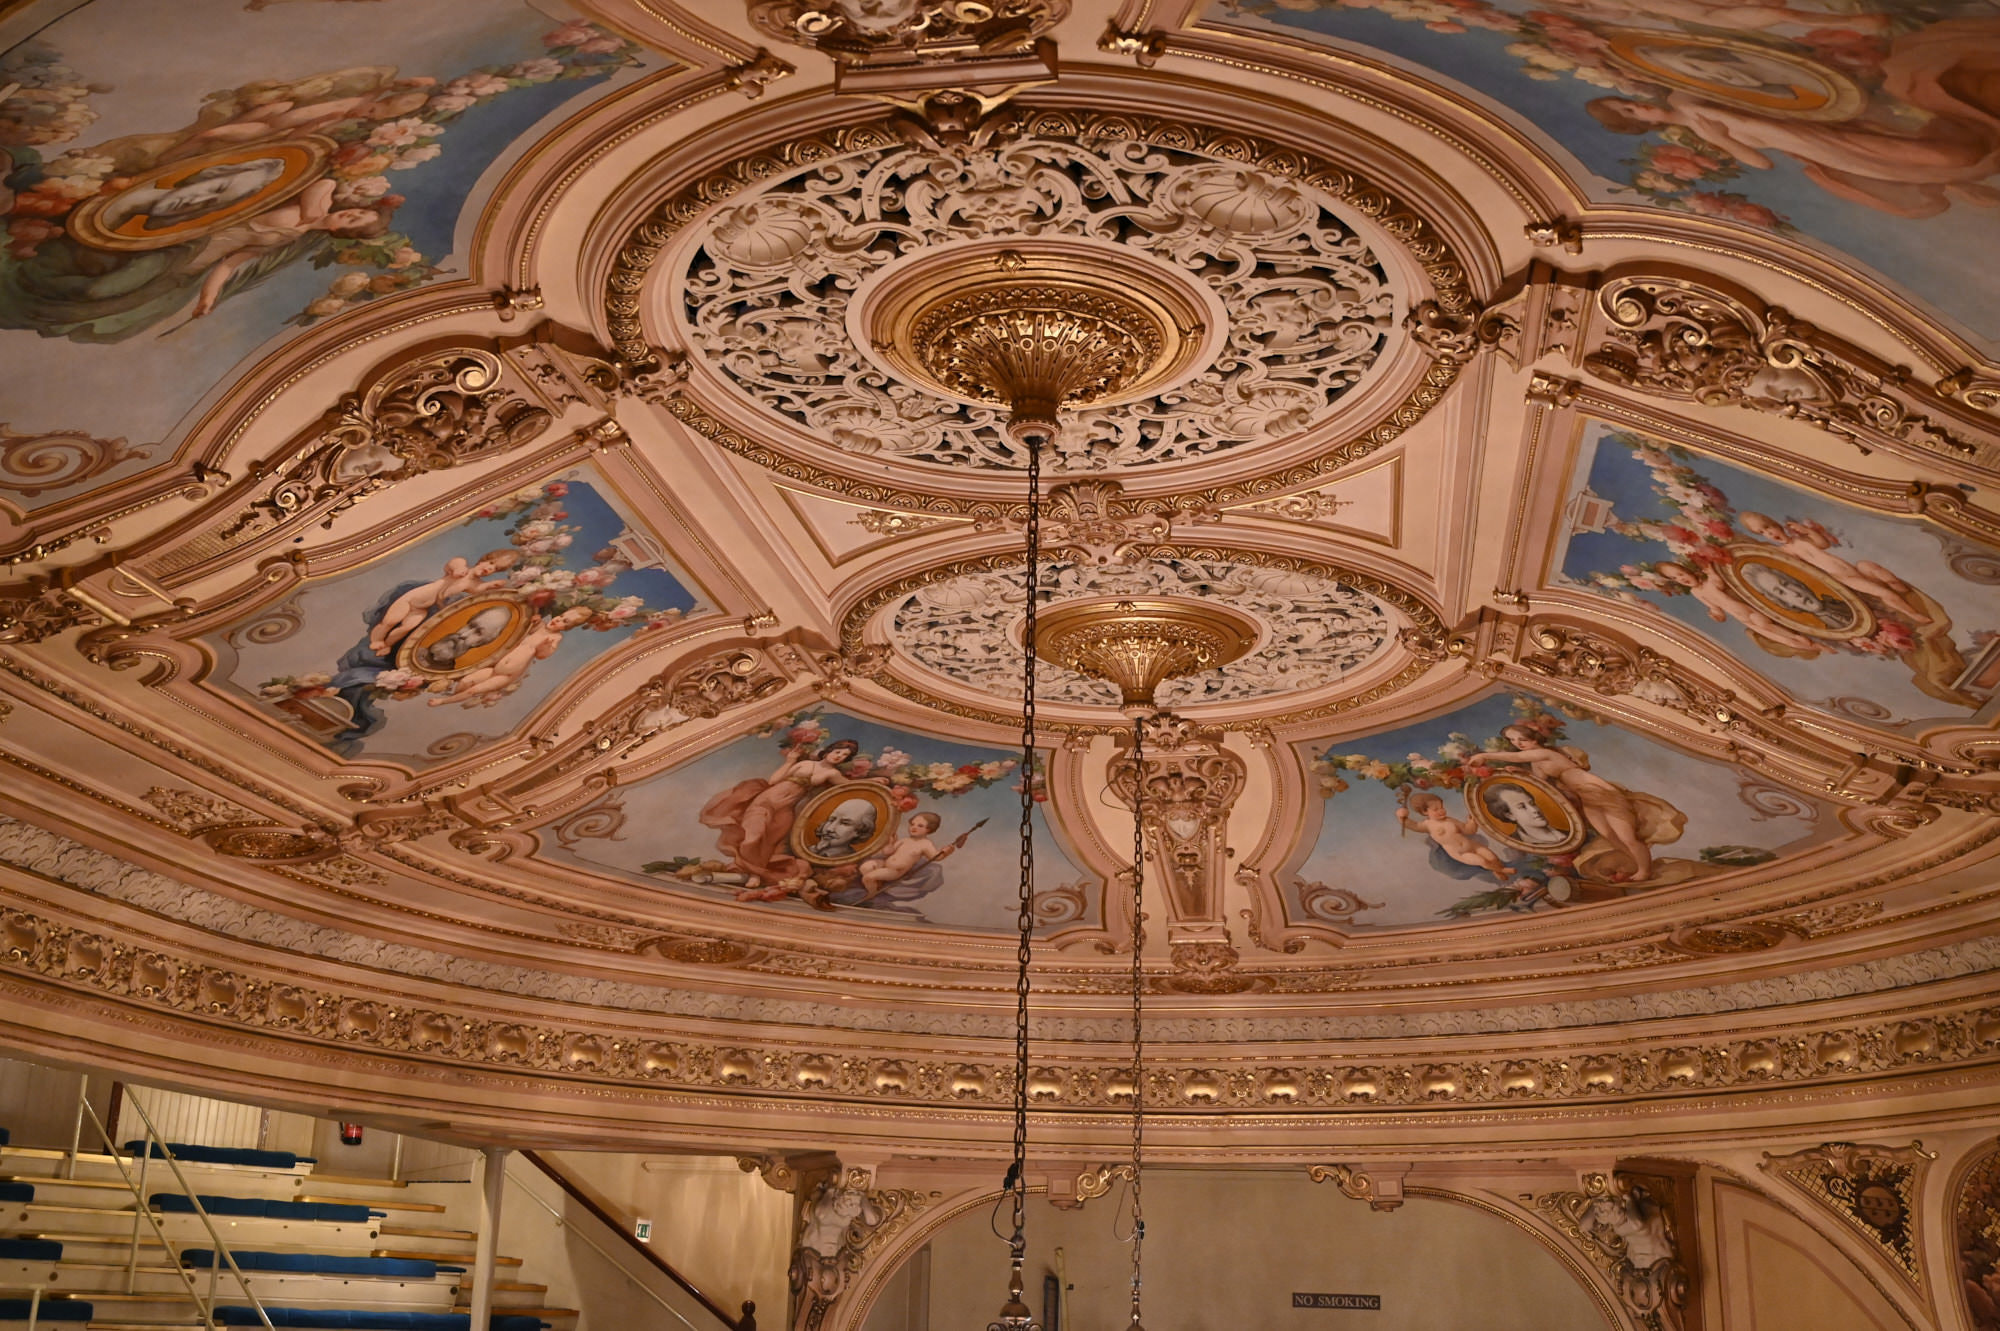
[
  {"left": 1123, "top": 710, "right": 1147, "bottom": 1331},
  {"left": 882, "top": 247, "right": 1236, "bottom": 1331}
]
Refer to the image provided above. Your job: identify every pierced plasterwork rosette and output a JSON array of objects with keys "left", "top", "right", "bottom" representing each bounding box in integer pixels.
[
  {"left": 673, "top": 123, "right": 1401, "bottom": 472},
  {"left": 885, "top": 556, "right": 1396, "bottom": 707}
]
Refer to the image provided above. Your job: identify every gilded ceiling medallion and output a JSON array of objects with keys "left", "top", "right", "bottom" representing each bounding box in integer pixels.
[
  {"left": 667, "top": 110, "right": 1412, "bottom": 472},
  {"left": 866, "top": 243, "right": 1209, "bottom": 442},
  {"left": 1034, "top": 598, "right": 1259, "bottom": 710},
  {"left": 877, "top": 555, "right": 1398, "bottom": 710}
]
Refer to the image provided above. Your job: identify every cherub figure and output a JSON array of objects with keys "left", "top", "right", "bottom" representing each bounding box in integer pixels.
[
  {"left": 369, "top": 549, "right": 520, "bottom": 655},
  {"left": 856, "top": 812, "right": 975, "bottom": 899},
  {"left": 427, "top": 604, "right": 593, "bottom": 707},
  {"left": 1651, "top": 560, "right": 1818, "bottom": 651},
  {"left": 1739, "top": 511, "right": 1933, "bottom": 624},
  {"left": 1397, "top": 790, "right": 1514, "bottom": 880}
]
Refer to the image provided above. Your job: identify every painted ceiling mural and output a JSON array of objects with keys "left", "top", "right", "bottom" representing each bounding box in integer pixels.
[
  {"left": 0, "top": 0, "right": 657, "bottom": 511},
  {"left": 0, "top": 0, "right": 1994, "bottom": 1165},
  {"left": 1555, "top": 419, "right": 2000, "bottom": 726},
  {"left": 205, "top": 467, "right": 708, "bottom": 766},
  {"left": 544, "top": 705, "right": 1092, "bottom": 933},
  {"left": 1210, "top": 0, "right": 2000, "bottom": 344},
  {"left": 1291, "top": 688, "right": 1833, "bottom": 927}
]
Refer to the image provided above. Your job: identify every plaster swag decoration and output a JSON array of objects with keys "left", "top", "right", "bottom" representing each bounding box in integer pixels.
[
  {"left": 888, "top": 556, "right": 1394, "bottom": 707},
  {"left": 678, "top": 120, "right": 1398, "bottom": 471}
]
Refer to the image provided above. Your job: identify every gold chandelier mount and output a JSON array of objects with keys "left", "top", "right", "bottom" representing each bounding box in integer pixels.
[{"left": 1034, "top": 598, "right": 1260, "bottom": 712}]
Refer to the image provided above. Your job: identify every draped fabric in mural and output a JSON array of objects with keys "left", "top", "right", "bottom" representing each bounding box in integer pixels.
[
  {"left": 0, "top": 0, "right": 657, "bottom": 508},
  {"left": 1212, "top": 0, "right": 2000, "bottom": 343}
]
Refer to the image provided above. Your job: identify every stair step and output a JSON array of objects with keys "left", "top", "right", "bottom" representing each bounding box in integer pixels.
[
  {"left": 85, "top": 1323, "right": 203, "bottom": 1330},
  {"left": 377, "top": 1225, "right": 474, "bottom": 1242},
  {"left": 299, "top": 1196, "right": 443, "bottom": 1214},
  {"left": 0, "top": 1175, "right": 129, "bottom": 1191},
  {"left": 50, "top": 1292, "right": 196, "bottom": 1303},
  {"left": 300, "top": 1174, "right": 407, "bottom": 1189},
  {"left": 15, "top": 1233, "right": 166, "bottom": 1247},
  {"left": 456, "top": 1307, "right": 579, "bottom": 1318},
  {"left": 378, "top": 1249, "right": 518, "bottom": 1267},
  {"left": 18, "top": 1203, "right": 140, "bottom": 1216}
]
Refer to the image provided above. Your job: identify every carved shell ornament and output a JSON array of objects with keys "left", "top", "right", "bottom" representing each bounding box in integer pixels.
[
  {"left": 671, "top": 124, "right": 1403, "bottom": 472},
  {"left": 883, "top": 556, "right": 1396, "bottom": 708}
]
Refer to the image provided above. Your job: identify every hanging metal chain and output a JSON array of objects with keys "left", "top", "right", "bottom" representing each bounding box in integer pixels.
[
  {"left": 1009, "top": 429, "right": 1042, "bottom": 1269},
  {"left": 1127, "top": 712, "right": 1146, "bottom": 1330}
]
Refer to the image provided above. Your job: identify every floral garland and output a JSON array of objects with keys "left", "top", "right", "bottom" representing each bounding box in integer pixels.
[
  {"left": 1310, "top": 694, "right": 1567, "bottom": 800},
  {"left": 1578, "top": 432, "right": 1918, "bottom": 658},
  {"left": 748, "top": 708, "right": 1032, "bottom": 806}
]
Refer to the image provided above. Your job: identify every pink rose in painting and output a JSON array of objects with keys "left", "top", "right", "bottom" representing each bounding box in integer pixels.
[
  {"left": 544, "top": 21, "right": 597, "bottom": 48},
  {"left": 388, "top": 247, "right": 422, "bottom": 269},
  {"left": 544, "top": 482, "right": 570, "bottom": 497},
  {"left": 336, "top": 175, "right": 391, "bottom": 204},
  {"left": 510, "top": 58, "right": 565, "bottom": 83},
  {"left": 445, "top": 74, "right": 512, "bottom": 99},
  {"left": 1680, "top": 192, "right": 1783, "bottom": 229},
  {"left": 1700, "top": 518, "right": 1734, "bottom": 540},
  {"left": 573, "top": 567, "right": 615, "bottom": 589},
  {"left": 1648, "top": 144, "right": 1724, "bottom": 180},
  {"left": 1659, "top": 524, "right": 1699, "bottom": 548},
  {"left": 367, "top": 118, "right": 439, "bottom": 149},
  {"left": 575, "top": 35, "right": 625, "bottom": 55},
  {"left": 391, "top": 144, "right": 442, "bottom": 170}
]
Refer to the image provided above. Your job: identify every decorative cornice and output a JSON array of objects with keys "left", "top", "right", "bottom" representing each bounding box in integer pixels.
[{"left": 2, "top": 817, "right": 1999, "bottom": 1120}]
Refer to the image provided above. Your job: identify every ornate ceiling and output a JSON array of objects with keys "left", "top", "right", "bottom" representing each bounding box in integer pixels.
[{"left": 0, "top": 0, "right": 1996, "bottom": 1165}]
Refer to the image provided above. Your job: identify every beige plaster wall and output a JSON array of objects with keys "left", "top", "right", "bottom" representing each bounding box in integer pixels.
[
  {"left": 1709, "top": 1182, "right": 1906, "bottom": 1331},
  {"left": 547, "top": 1148, "right": 791, "bottom": 1321},
  {"left": 889, "top": 1171, "right": 1608, "bottom": 1331}
]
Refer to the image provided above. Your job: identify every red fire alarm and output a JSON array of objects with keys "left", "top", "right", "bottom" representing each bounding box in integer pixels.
[{"left": 338, "top": 1122, "right": 364, "bottom": 1146}]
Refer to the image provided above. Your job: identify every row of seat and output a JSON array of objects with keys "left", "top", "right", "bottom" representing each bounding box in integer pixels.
[
  {"left": 0, "top": 1133, "right": 560, "bottom": 1330},
  {"left": 151, "top": 1195, "right": 379, "bottom": 1224},
  {"left": 123, "top": 1143, "right": 314, "bottom": 1172}
]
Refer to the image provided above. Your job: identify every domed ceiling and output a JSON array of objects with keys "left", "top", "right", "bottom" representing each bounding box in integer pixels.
[{"left": 0, "top": 0, "right": 1995, "bottom": 1161}]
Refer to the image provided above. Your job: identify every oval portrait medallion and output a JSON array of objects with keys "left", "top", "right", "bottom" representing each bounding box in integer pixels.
[
  {"left": 66, "top": 136, "right": 338, "bottom": 251},
  {"left": 1602, "top": 30, "right": 1862, "bottom": 120},
  {"left": 1720, "top": 543, "right": 1874, "bottom": 640},
  {"left": 1467, "top": 773, "right": 1587, "bottom": 856},
  {"left": 789, "top": 781, "right": 898, "bottom": 867},
  {"left": 399, "top": 593, "right": 534, "bottom": 679}
]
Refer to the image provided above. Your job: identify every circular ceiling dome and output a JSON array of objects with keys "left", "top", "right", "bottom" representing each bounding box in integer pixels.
[
  {"left": 671, "top": 121, "right": 1403, "bottom": 472},
  {"left": 880, "top": 555, "right": 1399, "bottom": 709}
]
